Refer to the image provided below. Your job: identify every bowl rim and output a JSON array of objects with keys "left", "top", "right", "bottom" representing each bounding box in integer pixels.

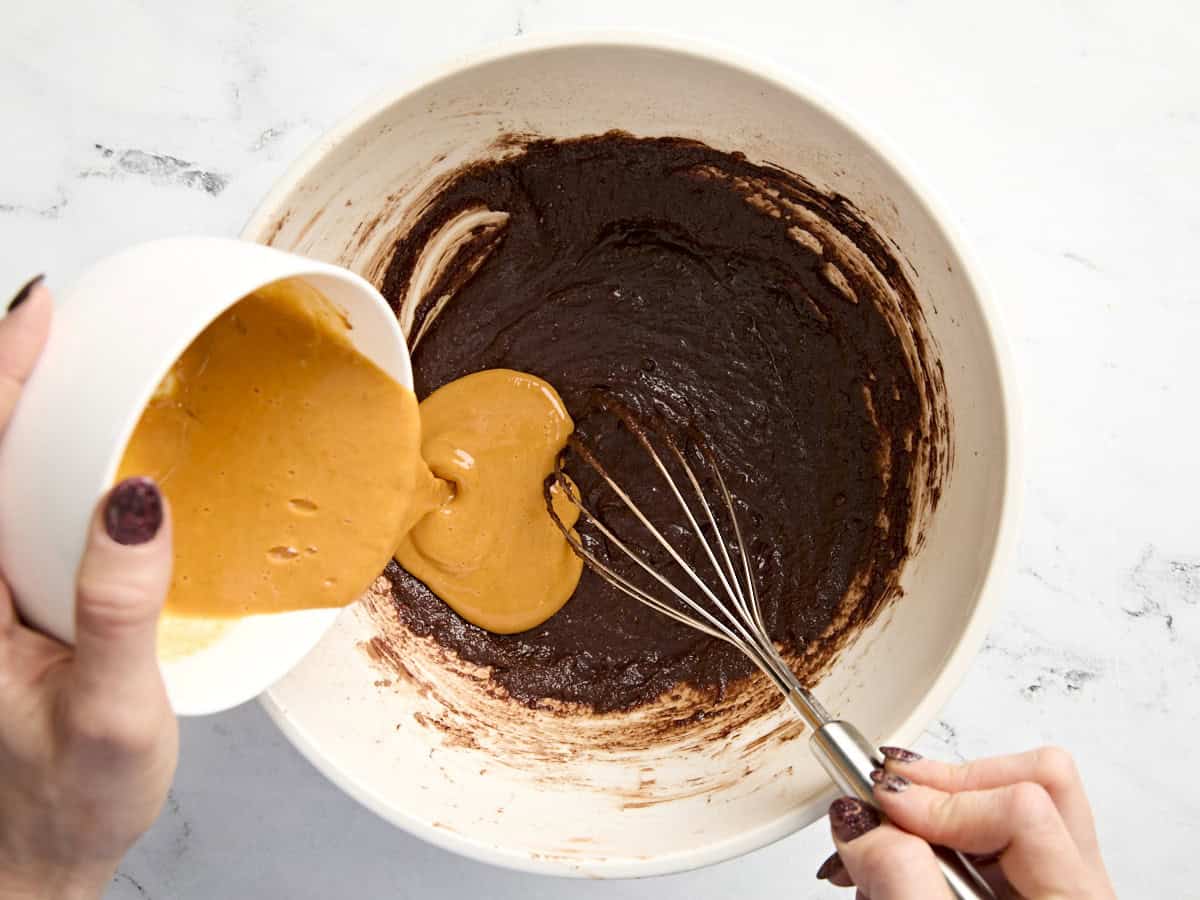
[{"left": 247, "top": 28, "right": 1024, "bottom": 878}]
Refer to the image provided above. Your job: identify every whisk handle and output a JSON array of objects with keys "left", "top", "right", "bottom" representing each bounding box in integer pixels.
[{"left": 811, "top": 721, "right": 999, "bottom": 900}]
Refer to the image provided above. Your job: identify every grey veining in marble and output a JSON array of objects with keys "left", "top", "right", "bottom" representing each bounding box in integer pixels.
[{"left": 2, "top": 1, "right": 1197, "bottom": 897}]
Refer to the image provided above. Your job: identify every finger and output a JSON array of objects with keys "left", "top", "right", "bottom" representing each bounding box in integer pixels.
[
  {"left": 829, "top": 797, "right": 953, "bottom": 900},
  {"left": 73, "top": 477, "right": 172, "bottom": 702},
  {"left": 0, "top": 578, "right": 14, "bottom": 635},
  {"left": 874, "top": 778, "right": 1091, "bottom": 899},
  {"left": 0, "top": 275, "right": 52, "bottom": 432},
  {"left": 0, "top": 622, "right": 72, "bottom": 689},
  {"left": 881, "top": 745, "right": 1100, "bottom": 858}
]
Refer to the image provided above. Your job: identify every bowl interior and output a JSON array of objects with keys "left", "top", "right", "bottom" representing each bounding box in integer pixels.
[{"left": 245, "top": 38, "right": 1013, "bottom": 876}]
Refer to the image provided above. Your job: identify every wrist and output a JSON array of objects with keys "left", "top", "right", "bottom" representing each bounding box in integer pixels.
[{"left": 0, "top": 858, "right": 116, "bottom": 900}]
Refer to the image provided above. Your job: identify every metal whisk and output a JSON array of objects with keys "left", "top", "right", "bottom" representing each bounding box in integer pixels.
[{"left": 545, "top": 401, "right": 995, "bottom": 900}]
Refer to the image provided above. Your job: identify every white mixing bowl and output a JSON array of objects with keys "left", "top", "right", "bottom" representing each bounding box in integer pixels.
[{"left": 242, "top": 32, "right": 1019, "bottom": 877}]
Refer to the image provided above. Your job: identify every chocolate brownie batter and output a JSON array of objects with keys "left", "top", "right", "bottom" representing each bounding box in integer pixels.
[{"left": 380, "top": 134, "right": 948, "bottom": 712}]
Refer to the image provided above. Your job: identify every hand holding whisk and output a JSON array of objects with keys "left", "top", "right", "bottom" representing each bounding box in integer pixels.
[{"left": 545, "top": 398, "right": 997, "bottom": 900}]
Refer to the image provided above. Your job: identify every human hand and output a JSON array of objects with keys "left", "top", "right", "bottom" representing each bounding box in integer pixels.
[
  {"left": 816, "top": 745, "right": 1116, "bottom": 899},
  {"left": 0, "top": 277, "right": 178, "bottom": 900}
]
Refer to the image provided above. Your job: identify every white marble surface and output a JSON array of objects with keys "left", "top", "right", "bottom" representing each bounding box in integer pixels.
[{"left": 2, "top": 1, "right": 1197, "bottom": 897}]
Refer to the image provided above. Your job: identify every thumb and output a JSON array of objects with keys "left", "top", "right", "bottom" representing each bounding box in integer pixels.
[
  {"left": 0, "top": 275, "right": 52, "bottom": 432},
  {"left": 73, "top": 477, "right": 173, "bottom": 699}
]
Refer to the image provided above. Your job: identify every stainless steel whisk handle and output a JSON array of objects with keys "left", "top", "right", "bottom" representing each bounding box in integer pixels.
[
  {"left": 549, "top": 415, "right": 998, "bottom": 897},
  {"left": 810, "top": 721, "right": 999, "bottom": 900}
]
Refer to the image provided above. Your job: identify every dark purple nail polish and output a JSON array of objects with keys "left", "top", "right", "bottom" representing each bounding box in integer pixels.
[
  {"left": 966, "top": 850, "right": 1002, "bottom": 866},
  {"left": 879, "top": 745, "right": 922, "bottom": 762},
  {"left": 816, "top": 851, "right": 844, "bottom": 880},
  {"left": 8, "top": 274, "right": 44, "bottom": 313},
  {"left": 870, "top": 768, "right": 910, "bottom": 792},
  {"left": 105, "top": 477, "right": 163, "bottom": 545},
  {"left": 829, "top": 797, "right": 881, "bottom": 843}
]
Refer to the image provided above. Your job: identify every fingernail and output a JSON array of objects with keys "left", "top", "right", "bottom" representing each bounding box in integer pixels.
[
  {"left": 8, "top": 274, "right": 44, "bottom": 313},
  {"left": 105, "top": 477, "right": 163, "bottom": 545},
  {"left": 966, "top": 850, "right": 1002, "bottom": 865},
  {"left": 879, "top": 746, "right": 922, "bottom": 762},
  {"left": 870, "top": 768, "right": 910, "bottom": 792},
  {"left": 816, "top": 851, "right": 845, "bottom": 881},
  {"left": 829, "top": 797, "right": 881, "bottom": 842}
]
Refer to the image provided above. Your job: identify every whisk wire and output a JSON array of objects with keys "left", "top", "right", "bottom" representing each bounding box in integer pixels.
[
  {"left": 661, "top": 439, "right": 752, "bottom": 616},
  {"left": 656, "top": 436, "right": 799, "bottom": 692},
  {"left": 702, "top": 447, "right": 770, "bottom": 636},
  {"left": 691, "top": 441, "right": 815, "bottom": 703},
  {"left": 609, "top": 425, "right": 776, "bottom": 664},
  {"left": 546, "top": 406, "right": 809, "bottom": 702},
  {"left": 555, "top": 446, "right": 755, "bottom": 649}
]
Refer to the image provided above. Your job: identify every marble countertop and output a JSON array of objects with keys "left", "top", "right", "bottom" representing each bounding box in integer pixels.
[{"left": 3, "top": 1, "right": 1196, "bottom": 897}]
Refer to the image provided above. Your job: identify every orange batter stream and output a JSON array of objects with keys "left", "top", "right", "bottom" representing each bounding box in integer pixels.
[{"left": 117, "top": 279, "right": 581, "bottom": 655}]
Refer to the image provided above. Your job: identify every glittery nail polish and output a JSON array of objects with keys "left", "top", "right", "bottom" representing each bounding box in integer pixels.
[
  {"left": 870, "top": 768, "right": 910, "bottom": 793},
  {"left": 105, "top": 478, "right": 163, "bottom": 545},
  {"left": 879, "top": 745, "right": 922, "bottom": 762},
  {"left": 8, "top": 274, "right": 44, "bottom": 313},
  {"left": 816, "top": 851, "right": 845, "bottom": 880},
  {"left": 966, "top": 850, "right": 1002, "bottom": 866},
  {"left": 829, "top": 797, "right": 881, "bottom": 842}
]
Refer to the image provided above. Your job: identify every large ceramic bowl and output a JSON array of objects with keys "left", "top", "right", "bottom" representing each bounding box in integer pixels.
[{"left": 241, "top": 33, "right": 1019, "bottom": 877}]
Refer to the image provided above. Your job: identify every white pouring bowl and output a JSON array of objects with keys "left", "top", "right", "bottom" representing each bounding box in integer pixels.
[
  {"left": 0, "top": 237, "right": 411, "bottom": 716},
  {"left": 243, "top": 33, "right": 1020, "bottom": 877}
]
